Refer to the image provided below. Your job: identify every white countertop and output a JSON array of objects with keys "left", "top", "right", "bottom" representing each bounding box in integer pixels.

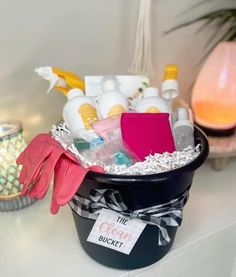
[{"left": 1, "top": 158, "right": 236, "bottom": 277}]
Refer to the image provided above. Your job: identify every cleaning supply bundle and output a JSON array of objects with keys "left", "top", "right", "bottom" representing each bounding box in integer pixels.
[
  {"left": 36, "top": 65, "right": 195, "bottom": 170},
  {"left": 15, "top": 64, "right": 209, "bottom": 271},
  {"left": 17, "top": 64, "right": 198, "bottom": 213}
]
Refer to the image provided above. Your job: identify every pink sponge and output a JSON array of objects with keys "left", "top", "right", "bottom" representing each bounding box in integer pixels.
[{"left": 121, "top": 113, "right": 176, "bottom": 160}]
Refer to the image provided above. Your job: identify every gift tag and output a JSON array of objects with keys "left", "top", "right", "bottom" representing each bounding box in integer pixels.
[{"left": 87, "top": 208, "right": 146, "bottom": 255}]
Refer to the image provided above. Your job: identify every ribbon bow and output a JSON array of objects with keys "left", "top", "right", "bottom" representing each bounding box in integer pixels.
[{"left": 69, "top": 188, "right": 189, "bottom": 245}]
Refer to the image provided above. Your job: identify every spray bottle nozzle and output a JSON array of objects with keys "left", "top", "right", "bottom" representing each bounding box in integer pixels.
[
  {"left": 35, "top": 66, "right": 85, "bottom": 96},
  {"left": 162, "top": 64, "right": 179, "bottom": 101}
]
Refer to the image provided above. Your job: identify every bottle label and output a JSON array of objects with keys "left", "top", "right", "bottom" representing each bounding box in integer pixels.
[
  {"left": 145, "top": 106, "right": 160, "bottom": 113},
  {"left": 78, "top": 103, "right": 98, "bottom": 129},
  {"left": 107, "top": 104, "right": 125, "bottom": 117},
  {"left": 87, "top": 208, "right": 146, "bottom": 255}
]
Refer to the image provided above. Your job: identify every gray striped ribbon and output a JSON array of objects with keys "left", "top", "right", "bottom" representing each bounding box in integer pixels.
[{"left": 69, "top": 188, "right": 189, "bottom": 245}]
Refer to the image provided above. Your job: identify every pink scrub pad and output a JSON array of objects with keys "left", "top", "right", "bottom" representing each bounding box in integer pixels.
[{"left": 121, "top": 113, "right": 176, "bottom": 160}]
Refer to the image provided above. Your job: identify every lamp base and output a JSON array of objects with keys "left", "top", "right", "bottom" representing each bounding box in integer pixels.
[{"left": 195, "top": 123, "right": 236, "bottom": 137}]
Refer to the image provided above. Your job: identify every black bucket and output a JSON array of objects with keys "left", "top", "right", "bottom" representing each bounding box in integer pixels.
[{"left": 70, "top": 127, "right": 209, "bottom": 270}]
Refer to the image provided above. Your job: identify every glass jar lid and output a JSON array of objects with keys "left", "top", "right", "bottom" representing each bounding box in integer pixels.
[{"left": 0, "top": 120, "right": 22, "bottom": 140}]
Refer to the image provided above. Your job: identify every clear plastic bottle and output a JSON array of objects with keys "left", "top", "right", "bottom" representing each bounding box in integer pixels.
[
  {"left": 98, "top": 76, "right": 128, "bottom": 119},
  {"left": 173, "top": 107, "right": 194, "bottom": 151},
  {"left": 135, "top": 87, "right": 170, "bottom": 113}
]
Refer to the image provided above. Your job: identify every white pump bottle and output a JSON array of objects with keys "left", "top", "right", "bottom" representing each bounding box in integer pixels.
[
  {"left": 97, "top": 76, "right": 128, "bottom": 119},
  {"left": 135, "top": 87, "right": 170, "bottom": 113},
  {"left": 63, "top": 88, "right": 98, "bottom": 135}
]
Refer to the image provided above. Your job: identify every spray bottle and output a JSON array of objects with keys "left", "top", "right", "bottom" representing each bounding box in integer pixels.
[
  {"left": 35, "top": 66, "right": 98, "bottom": 136},
  {"left": 35, "top": 66, "right": 85, "bottom": 94},
  {"left": 161, "top": 64, "right": 179, "bottom": 101},
  {"left": 161, "top": 64, "right": 180, "bottom": 126}
]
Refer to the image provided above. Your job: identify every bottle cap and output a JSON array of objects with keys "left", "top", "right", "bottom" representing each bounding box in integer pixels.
[
  {"left": 101, "top": 76, "right": 120, "bottom": 92},
  {"left": 143, "top": 87, "right": 159, "bottom": 98},
  {"left": 163, "top": 64, "right": 178, "bottom": 81},
  {"left": 177, "top": 107, "right": 189, "bottom": 121},
  {"left": 174, "top": 107, "right": 193, "bottom": 130},
  {"left": 162, "top": 80, "right": 179, "bottom": 100},
  {"left": 67, "top": 88, "right": 84, "bottom": 100}
]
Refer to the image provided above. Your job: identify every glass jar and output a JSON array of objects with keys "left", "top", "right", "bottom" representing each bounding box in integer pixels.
[{"left": 0, "top": 120, "right": 36, "bottom": 211}]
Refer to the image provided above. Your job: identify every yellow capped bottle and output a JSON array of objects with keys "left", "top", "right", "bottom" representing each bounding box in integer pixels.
[{"left": 161, "top": 64, "right": 179, "bottom": 100}]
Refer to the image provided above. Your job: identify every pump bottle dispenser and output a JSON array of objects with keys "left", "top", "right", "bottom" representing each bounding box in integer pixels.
[
  {"left": 135, "top": 87, "right": 170, "bottom": 114},
  {"left": 98, "top": 76, "right": 128, "bottom": 119},
  {"left": 161, "top": 64, "right": 179, "bottom": 100},
  {"left": 63, "top": 88, "right": 98, "bottom": 135}
]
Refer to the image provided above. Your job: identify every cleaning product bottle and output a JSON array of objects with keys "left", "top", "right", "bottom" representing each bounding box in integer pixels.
[
  {"left": 63, "top": 88, "right": 98, "bottom": 135},
  {"left": 161, "top": 64, "right": 179, "bottom": 100},
  {"left": 135, "top": 87, "right": 170, "bottom": 113},
  {"left": 35, "top": 66, "right": 97, "bottom": 135},
  {"left": 97, "top": 76, "right": 128, "bottom": 118},
  {"left": 173, "top": 107, "right": 194, "bottom": 151},
  {"left": 35, "top": 66, "right": 85, "bottom": 94}
]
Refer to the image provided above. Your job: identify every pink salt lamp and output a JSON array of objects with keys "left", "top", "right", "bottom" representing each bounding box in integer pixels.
[{"left": 192, "top": 42, "right": 236, "bottom": 135}]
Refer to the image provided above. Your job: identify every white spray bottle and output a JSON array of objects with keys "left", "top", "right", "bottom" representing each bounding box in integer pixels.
[{"left": 35, "top": 67, "right": 98, "bottom": 135}]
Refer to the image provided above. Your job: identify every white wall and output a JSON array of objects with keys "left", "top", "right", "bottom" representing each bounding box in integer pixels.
[{"left": 0, "top": 0, "right": 234, "bottom": 139}]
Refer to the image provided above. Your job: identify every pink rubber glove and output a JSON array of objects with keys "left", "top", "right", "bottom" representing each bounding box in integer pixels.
[
  {"left": 51, "top": 154, "right": 104, "bottom": 214},
  {"left": 17, "top": 134, "right": 52, "bottom": 194},
  {"left": 16, "top": 134, "right": 70, "bottom": 198}
]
